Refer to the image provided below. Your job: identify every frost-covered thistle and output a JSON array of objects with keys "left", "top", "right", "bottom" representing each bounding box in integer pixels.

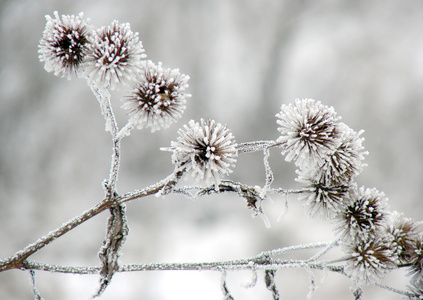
[
  {"left": 168, "top": 119, "right": 237, "bottom": 187},
  {"left": 385, "top": 212, "right": 420, "bottom": 264},
  {"left": 344, "top": 238, "right": 398, "bottom": 284},
  {"left": 408, "top": 237, "right": 423, "bottom": 277},
  {"left": 336, "top": 187, "right": 388, "bottom": 241},
  {"left": 296, "top": 173, "right": 351, "bottom": 216},
  {"left": 39, "top": 11, "right": 91, "bottom": 79},
  {"left": 121, "top": 61, "right": 190, "bottom": 132},
  {"left": 86, "top": 20, "right": 146, "bottom": 89},
  {"left": 317, "top": 124, "right": 367, "bottom": 184},
  {"left": 276, "top": 98, "right": 341, "bottom": 168}
]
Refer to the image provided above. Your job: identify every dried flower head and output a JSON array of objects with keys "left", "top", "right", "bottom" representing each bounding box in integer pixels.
[
  {"left": 38, "top": 11, "right": 91, "bottom": 79},
  {"left": 296, "top": 171, "right": 351, "bottom": 216},
  {"left": 344, "top": 238, "right": 398, "bottom": 284},
  {"left": 317, "top": 124, "right": 368, "bottom": 184},
  {"left": 86, "top": 20, "right": 146, "bottom": 89},
  {"left": 336, "top": 187, "right": 388, "bottom": 241},
  {"left": 408, "top": 237, "right": 423, "bottom": 277},
  {"left": 276, "top": 99, "right": 342, "bottom": 168},
  {"left": 121, "top": 61, "right": 190, "bottom": 132},
  {"left": 168, "top": 119, "right": 237, "bottom": 187},
  {"left": 385, "top": 212, "right": 420, "bottom": 264}
]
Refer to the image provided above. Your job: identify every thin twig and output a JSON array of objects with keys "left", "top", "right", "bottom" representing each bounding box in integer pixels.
[
  {"left": 22, "top": 258, "right": 346, "bottom": 274},
  {"left": 29, "top": 270, "right": 44, "bottom": 300},
  {"left": 90, "top": 83, "right": 120, "bottom": 196},
  {"left": 236, "top": 140, "right": 281, "bottom": 153},
  {"left": 0, "top": 171, "right": 178, "bottom": 272},
  {"left": 305, "top": 236, "right": 342, "bottom": 262}
]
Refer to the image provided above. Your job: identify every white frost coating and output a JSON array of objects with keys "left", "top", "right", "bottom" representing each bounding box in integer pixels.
[
  {"left": 121, "top": 60, "right": 190, "bottom": 133},
  {"left": 276, "top": 98, "right": 342, "bottom": 169},
  {"left": 306, "top": 268, "right": 318, "bottom": 299},
  {"left": 242, "top": 268, "right": 258, "bottom": 289},
  {"left": 38, "top": 11, "right": 92, "bottom": 79},
  {"left": 168, "top": 119, "right": 237, "bottom": 188},
  {"left": 260, "top": 147, "right": 274, "bottom": 199},
  {"left": 343, "top": 238, "right": 398, "bottom": 284},
  {"left": 315, "top": 123, "right": 368, "bottom": 184},
  {"left": 85, "top": 20, "right": 146, "bottom": 89},
  {"left": 335, "top": 187, "right": 388, "bottom": 241}
]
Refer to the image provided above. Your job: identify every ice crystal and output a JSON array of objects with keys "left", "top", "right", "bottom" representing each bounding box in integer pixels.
[
  {"left": 38, "top": 11, "right": 91, "bottom": 79},
  {"left": 276, "top": 98, "right": 342, "bottom": 168},
  {"left": 121, "top": 60, "right": 190, "bottom": 132},
  {"left": 336, "top": 187, "right": 388, "bottom": 241},
  {"left": 168, "top": 119, "right": 238, "bottom": 188},
  {"left": 86, "top": 20, "right": 146, "bottom": 89},
  {"left": 344, "top": 238, "right": 398, "bottom": 284}
]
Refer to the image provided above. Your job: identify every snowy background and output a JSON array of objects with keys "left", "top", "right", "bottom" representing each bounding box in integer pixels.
[{"left": 1, "top": 0, "right": 423, "bottom": 299}]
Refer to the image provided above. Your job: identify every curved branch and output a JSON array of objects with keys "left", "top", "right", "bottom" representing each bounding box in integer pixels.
[{"left": 0, "top": 169, "right": 182, "bottom": 272}]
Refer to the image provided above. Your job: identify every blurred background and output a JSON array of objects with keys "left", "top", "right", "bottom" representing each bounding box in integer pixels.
[{"left": 1, "top": 0, "right": 423, "bottom": 299}]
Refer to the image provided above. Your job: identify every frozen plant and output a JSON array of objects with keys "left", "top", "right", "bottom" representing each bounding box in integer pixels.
[
  {"left": 85, "top": 19, "right": 146, "bottom": 89},
  {"left": 166, "top": 118, "right": 238, "bottom": 188},
  {"left": 1, "top": 10, "right": 422, "bottom": 300},
  {"left": 38, "top": 11, "right": 92, "bottom": 79},
  {"left": 121, "top": 60, "right": 190, "bottom": 133}
]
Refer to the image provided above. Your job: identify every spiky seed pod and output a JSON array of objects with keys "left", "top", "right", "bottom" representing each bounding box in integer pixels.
[
  {"left": 408, "top": 237, "right": 423, "bottom": 277},
  {"left": 169, "top": 119, "right": 237, "bottom": 188},
  {"left": 317, "top": 123, "right": 368, "bottom": 184},
  {"left": 38, "top": 11, "right": 92, "bottom": 79},
  {"left": 276, "top": 98, "right": 342, "bottom": 168},
  {"left": 385, "top": 212, "right": 421, "bottom": 265},
  {"left": 344, "top": 237, "right": 398, "bottom": 284},
  {"left": 336, "top": 187, "right": 388, "bottom": 241},
  {"left": 86, "top": 20, "right": 146, "bottom": 89},
  {"left": 121, "top": 61, "right": 190, "bottom": 132},
  {"left": 296, "top": 171, "right": 351, "bottom": 217}
]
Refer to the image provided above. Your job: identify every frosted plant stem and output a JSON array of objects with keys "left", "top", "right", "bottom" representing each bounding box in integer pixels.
[
  {"left": 29, "top": 270, "right": 44, "bottom": 300},
  {"left": 260, "top": 147, "right": 274, "bottom": 198},
  {"left": 257, "top": 241, "right": 333, "bottom": 258},
  {"left": 236, "top": 140, "right": 282, "bottom": 153},
  {"left": 265, "top": 269, "right": 280, "bottom": 300},
  {"left": 221, "top": 270, "right": 235, "bottom": 300},
  {"left": 20, "top": 259, "right": 344, "bottom": 273},
  {"left": 0, "top": 200, "right": 111, "bottom": 272},
  {"left": 106, "top": 136, "right": 121, "bottom": 196},
  {"left": 305, "top": 236, "right": 342, "bottom": 262},
  {"left": 372, "top": 281, "right": 417, "bottom": 298},
  {"left": 0, "top": 171, "right": 180, "bottom": 272},
  {"left": 20, "top": 259, "right": 413, "bottom": 298},
  {"left": 90, "top": 83, "right": 121, "bottom": 196},
  {"left": 90, "top": 83, "right": 118, "bottom": 137},
  {"left": 270, "top": 187, "right": 313, "bottom": 195}
]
